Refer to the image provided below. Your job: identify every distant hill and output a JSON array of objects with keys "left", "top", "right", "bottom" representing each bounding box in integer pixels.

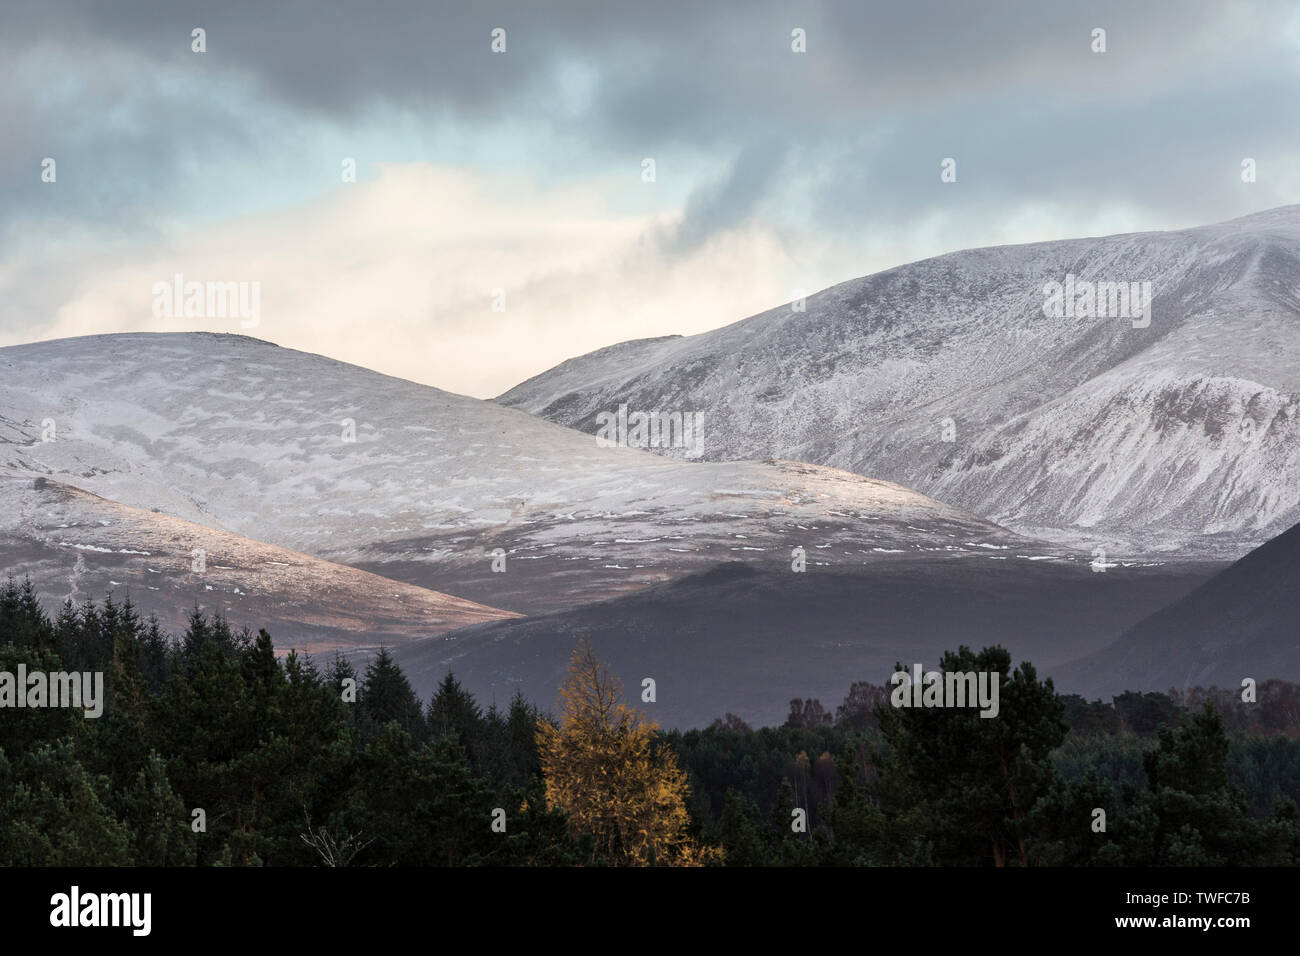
[
  {"left": 1052, "top": 520, "right": 1300, "bottom": 699},
  {"left": 392, "top": 557, "right": 1215, "bottom": 729},
  {"left": 0, "top": 475, "right": 516, "bottom": 655}
]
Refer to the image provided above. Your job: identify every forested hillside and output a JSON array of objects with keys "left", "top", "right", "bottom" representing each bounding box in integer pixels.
[{"left": 3, "top": 578, "right": 1298, "bottom": 867}]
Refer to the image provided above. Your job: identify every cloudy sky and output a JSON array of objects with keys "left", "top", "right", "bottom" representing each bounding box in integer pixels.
[{"left": 4, "top": 0, "right": 1300, "bottom": 397}]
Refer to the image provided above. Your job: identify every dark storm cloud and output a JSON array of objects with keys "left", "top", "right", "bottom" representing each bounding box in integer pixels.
[
  {"left": 1, "top": 0, "right": 1295, "bottom": 258},
  {"left": 5, "top": 0, "right": 1262, "bottom": 127}
]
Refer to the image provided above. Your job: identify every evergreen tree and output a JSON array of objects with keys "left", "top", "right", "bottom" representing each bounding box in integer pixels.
[
  {"left": 428, "top": 671, "right": 483, "bottom": 765},
  {"left": 120, "top": 752, "right": 197, "bottom": 866},
  {"left": 0, "top": 576, "right": 54, "bottom": 651},
  {"left": 820, "top": 745, "right": 884, "bottom": 865},
  {"left": 3, "top": 739, "right": 132, "bottom": 865},
  {"left": 495, "top": 777, "right": 590, "bottom": 866},
  {"left": 875, "top": 646, "right": 1067, "bottom": 866},
  {"left": 358, "top": 647, "right": 424, "bottom": 740},
  {"left": 344, "top": 725, "right": 494, "bottom": 866},
  {"left": 1115, "top": 704, "right": 1266, "bottom": 865},
  {"left": 719, "top": 789, "right": 771, "bottom": 866}
]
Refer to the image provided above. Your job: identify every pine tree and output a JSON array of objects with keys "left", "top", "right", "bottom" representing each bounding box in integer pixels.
[
  {"left": 120, "top": 752, "right": 197, "bottom": 865},
  {"left": 428, "top": 671, "right": 483, "bottom": 764},
  {"left": 137, "top": 614, "right": 172, "bottom": 692},
  {"left": 506, "top": 689, "right": 542, "bottom": 779},
  {"left": 358, "top": 647, "right": 424, "bottom": 740},
  {"left": 875, "top": 646, "right": 1067, "bottom": 866},
  {"left": 0, "top": 576, "right": 54, "bottom": 651},
  {"left": 326, "top": 653, "right": 358, "bottom": 713},
  {"left": 719, "top": 789, "right": 771, "bottom": 866},
  {"left": 821, "top": 745, "right": 884, "bottom": 865},
  {"left": 1114, "top": 703, "right": 1266, "bottom": 865},
  {"left": 3, "top": 739, "right": 133, "bottom": 865},
  {"left": 344, "top": 724, "right": 495, "bottom": 866}
]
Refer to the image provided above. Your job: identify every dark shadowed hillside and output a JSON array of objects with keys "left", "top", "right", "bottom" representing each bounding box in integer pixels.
[
  {"left": 392, "top": 557, "right": 1216, "bottom": 728},
  {"left": 1052, "top": 520, "right": 1300, "bottom": 699}
]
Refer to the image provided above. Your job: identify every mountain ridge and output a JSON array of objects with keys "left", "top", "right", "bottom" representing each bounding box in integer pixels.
[
  {"left": 0, "top": 332, "right": 1068, "bottom": 615},
  {"left": 498, "top": 204, "right": 1300, "bottom": 557}
]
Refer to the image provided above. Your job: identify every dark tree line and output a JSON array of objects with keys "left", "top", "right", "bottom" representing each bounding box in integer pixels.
[
  {"left": 675, "top": 650, "right": 1300, "bottom": 865},
  {"left": 0, "top": 578, "right": 580, "bottom": 866},
  {"left": 3, "top": 576, "right": 1299, "bottom": 866}
]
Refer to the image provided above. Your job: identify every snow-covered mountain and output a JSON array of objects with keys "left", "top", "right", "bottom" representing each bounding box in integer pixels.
[
  {"left": 0, "top": 474, "right": 516, "bottom": 654},
  {"left": 498, "top": 205, "right": 1300, "bottom": 558},
  {"left": 0, "top": 333, "right": 1066, "bottom": 615}
]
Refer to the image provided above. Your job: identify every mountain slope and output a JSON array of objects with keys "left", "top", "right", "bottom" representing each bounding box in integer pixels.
[
  {"left": 0, "top": 475, "right": 517, "bottom": 653},
  {"left": 1051, "top": 519, "right": 1300, "bottom": 699},
  {"left": 0, "top": 332, "right": 1064, "bottom": 614},
  {"left": 498, "top": 205, "right": 1300, "bottom": 557},
  {"left": 391, "top": 558, "right": 1216, "bottom": 729}
]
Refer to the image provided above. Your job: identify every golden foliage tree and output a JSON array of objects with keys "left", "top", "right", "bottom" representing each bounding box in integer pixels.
[{"left": 537, "top": 640, "right": 722, "bottom": 866}]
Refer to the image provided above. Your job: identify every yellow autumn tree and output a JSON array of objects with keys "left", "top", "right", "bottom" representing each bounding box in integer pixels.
[{"left": 537, "top": 640, "right": 722, "bottom": 866}]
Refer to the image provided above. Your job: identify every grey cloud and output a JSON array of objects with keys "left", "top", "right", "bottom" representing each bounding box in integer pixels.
[
  {"left": 795, "top": 64, "right": 1300, "bottom": 245},
  {"left": 2, "top": 0, "right": 1298, "bottom": 295},
  {"left": 665, "top": 140, "right": 791, "bottom": 255},
  {"left": 5, "top": 0, "right": 1273, "bottom": 130}
]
